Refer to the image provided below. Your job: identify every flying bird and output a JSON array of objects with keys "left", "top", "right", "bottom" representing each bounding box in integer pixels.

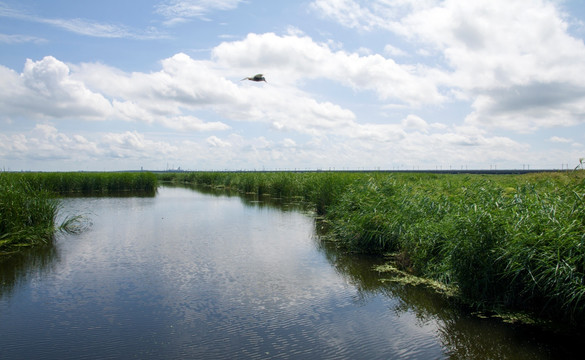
[{"left": 241, "top": 74, "right": 267, "bottom": 82}]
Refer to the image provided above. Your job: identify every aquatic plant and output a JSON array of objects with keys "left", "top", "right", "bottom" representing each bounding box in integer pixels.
[
  {"left": 1, "top": 171, "right": 155, "bottom": 253},
  {"left": 0, "top": 174, "right": 58, "bottom": 252}
]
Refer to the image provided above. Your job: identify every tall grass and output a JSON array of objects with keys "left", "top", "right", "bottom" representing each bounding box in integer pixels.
[
  {"left": 158, "top": 171, "right": 364, "bottom": 214},
  {"left": 4, "top": 172, "right": 157, "bottom": 195},
  {"left": 1, "top": 172, "right": 156, "bottom": 253},
  {"left": 162, "top": 170, "right": 585, "bottom": 323},
  {"left": 327, "top": 172, "right": 585, "bottom": 322},
  {"left": 0, "top": 174, "right": 59, "bottom": 252}
]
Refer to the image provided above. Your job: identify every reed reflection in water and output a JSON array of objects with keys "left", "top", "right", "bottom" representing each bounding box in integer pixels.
[{"left": 0, "top": 185, "right": 578, "bottom": 359}]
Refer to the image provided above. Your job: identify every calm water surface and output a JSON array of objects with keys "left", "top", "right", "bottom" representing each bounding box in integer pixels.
[{"left": 0, "top": 186, "right": 580, "bottom": 359}]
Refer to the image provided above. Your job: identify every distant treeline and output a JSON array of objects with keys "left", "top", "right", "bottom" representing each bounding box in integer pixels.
[{"left": 158, "top": 170, "right": 585, "bottom": 324}]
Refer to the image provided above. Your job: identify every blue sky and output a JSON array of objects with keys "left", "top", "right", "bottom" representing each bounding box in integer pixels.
[{"left": 1, "top": 0, "right": 584, "bottom": 171}]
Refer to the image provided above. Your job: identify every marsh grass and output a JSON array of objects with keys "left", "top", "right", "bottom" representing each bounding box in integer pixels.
[
  {"left": 158, "top": 171, "right": 364, "bottom": 214},
  {"left": 161, "top": 170, "right": 585, "bottom": 323},
  {"left": 1, "top": 172, "right": 155, "bottom": 253},
  {"left": 328, "top": 172, "right": 585, "bottom": 322},
  {"left": 6, "top": 172, "right": 158, "bottom": 195},
  {"left": 0, "top": 174, "right": 58, "bottom": 252}
]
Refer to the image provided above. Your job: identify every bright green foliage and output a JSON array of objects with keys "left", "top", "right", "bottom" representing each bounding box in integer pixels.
[
  {"left": 161, "top": 170, "right": 585, "bottom": 322},
  {"left": 327, "top": 172, "right": 585, "bottom": 322},
  {"left": 1, "top": 172, "right": 157, "bottom": 253},
  {"left": 4, "top": 172, "right": 157, "bottom": 195},
  {"left": 0, "top": 174, "right": 58, "bottom": 252}
]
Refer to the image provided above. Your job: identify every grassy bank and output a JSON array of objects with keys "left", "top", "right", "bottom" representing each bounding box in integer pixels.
[
  {"left": 160, "top": 170, "right": 585, "bottom": 323},
  {"left": 157, "top": 171, "right": 366, "bottom": 214},
  {"left": 1, "top": 172, "right": 157, "bottom": 253},
  {"left": 327, "top": 172, "right": 585, "bottom": 321}
]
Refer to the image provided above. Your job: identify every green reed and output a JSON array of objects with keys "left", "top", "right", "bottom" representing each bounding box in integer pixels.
[
  {"left": 158, "top": 171, "right": 365, "bottom": 214},
  {"left": 0, "top": 174, "right": 59, "bottom": 252},
  {"left": 327, "top": 172, "right": 585, "bottom": 322},
  {"left": 5, "top": 172, "right": 158, "bottom": 195},
  {"left": 1, "top": 172, "right": 156, "bottom": 253},
  {"left": 161, "top": 170, "right": 585, "bottom": 322}
]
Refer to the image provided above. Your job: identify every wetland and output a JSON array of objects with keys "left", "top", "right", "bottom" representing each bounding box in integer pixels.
[{"left": 1, "top": 183, "right": 582, "bottom": 359}]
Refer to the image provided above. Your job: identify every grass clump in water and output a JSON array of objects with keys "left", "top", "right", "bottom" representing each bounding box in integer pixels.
[
  {"left": 0, "top": 174, "right": 59, "bottom": 252},
  {"left": 1, "top": 171, "right": 151, "bottom": 254}
]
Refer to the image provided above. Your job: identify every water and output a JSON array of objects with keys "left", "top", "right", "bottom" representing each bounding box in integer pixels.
[{"left": 0, "top": 186, "right": 580, "bottom": 359}]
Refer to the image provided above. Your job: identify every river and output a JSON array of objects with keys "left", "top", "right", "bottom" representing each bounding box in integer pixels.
[{"left": 0, "top": 185, "right": 579, "bottom": 359}]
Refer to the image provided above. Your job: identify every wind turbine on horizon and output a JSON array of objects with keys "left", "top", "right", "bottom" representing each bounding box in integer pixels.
[{"left": 241, "top": 74, "right": 267, "bottom": 82}]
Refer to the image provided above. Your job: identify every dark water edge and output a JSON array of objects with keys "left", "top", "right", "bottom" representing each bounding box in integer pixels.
[{"left": 0, "top": 185, "right": 583, "bottom": 359}]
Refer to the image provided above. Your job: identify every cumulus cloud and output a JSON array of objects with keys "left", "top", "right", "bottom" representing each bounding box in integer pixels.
[
  {"left": 0, "top": 55, "right": 234, "bottom": 132},
  {"left": 0, "top": 56, "right": 112, "bottom": 120},
  {"left": 310, "top": 0, "right": 585, "bottom": 132},
  {"left": 0, "top": 125, "right": 180, "bottom": 168},
  {"left": 0, "top": 124, "right": 99, "bottom": 161},
  {"left": 212, "top": 32, "right": 445, "bottom": 106},
  {"left": 74, "top": 51, "right": 360, "bottom": 135},
  {"left": 206, "top": 135, "right": 231, "bottom": 148},
  {"left": 102, "top": 131, "right": 178, "bottom": 159},
  {"left": 401, "top": 114, "right": 428, "bottom": 131}
]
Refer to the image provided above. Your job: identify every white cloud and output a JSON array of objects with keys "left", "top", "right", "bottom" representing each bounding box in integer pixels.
[
  {"left": 0, "top": 33, "right": 46, "bottom": 43},
  {"left": 101, "top": 131, "right": 178, "bottom": 159},
  {"left": 206, "top": 135, "right": 231, "bottom": 148},
  {"left": 384, "top": 44, "right": 407, "bottom": 57},
  {"left": 0, "top": 3, "right": 164, "bottom": 39},
  {"left": 310, "top": 0, "right": 585, "bottom": 132},
  {"left": 0, "top": 124, "right": 99, "bottom": 161},
  {"left": 0, "top": 57, "right": 112, "bottom": 120},
  {"left": 74, "top": 51, "right": 360, "bottom": 135},
  {"left": 401, "top": 114, "right": 428, "bottom": 131},
  {"left": 155, "top": 0, "right": 244, "bottom": 24},
  {"left": 549, "top": 136, "right": 572, "bottom": 143},
  {"left": 212, "top": 32, "right": 445, "bottom": 106}
]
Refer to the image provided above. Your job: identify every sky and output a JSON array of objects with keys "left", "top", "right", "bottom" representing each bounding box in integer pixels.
[{"left": 1, "top": 0, "right": 585, "bottom": 171}]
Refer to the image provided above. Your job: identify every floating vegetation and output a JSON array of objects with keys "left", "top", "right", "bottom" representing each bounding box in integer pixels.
[{"left": 374, "top": 262, "right": 457, "bottom": 298}]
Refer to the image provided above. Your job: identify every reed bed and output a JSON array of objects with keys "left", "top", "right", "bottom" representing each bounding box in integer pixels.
[
  {"left": 0, "top": 174, "right": 59, "bottom": 252},
  {"left": 327, "top": 172, "right": 585, "bottom": 322},
  {"left": 1, "top": 172, "right": 157, "bottom": 253},
  {"left": 161, "top": 170, "right": 585, "bottom": 323},
  {"left": 158, "top": 171, "right": 368, "bottom": 214},
  {"left": 4, "top": 171, "right": 158, "bottom": 195}
]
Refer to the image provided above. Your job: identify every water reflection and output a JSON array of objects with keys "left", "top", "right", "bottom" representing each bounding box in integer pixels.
[
  {"left": 0, "top": 244, "right": 59, "bottom": 297},
  {"left": 313, "top": 225, "right": 579, "bottom": 359},
  {"left": 0, "top": 185, "right": 581, "bottom": 359}
]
